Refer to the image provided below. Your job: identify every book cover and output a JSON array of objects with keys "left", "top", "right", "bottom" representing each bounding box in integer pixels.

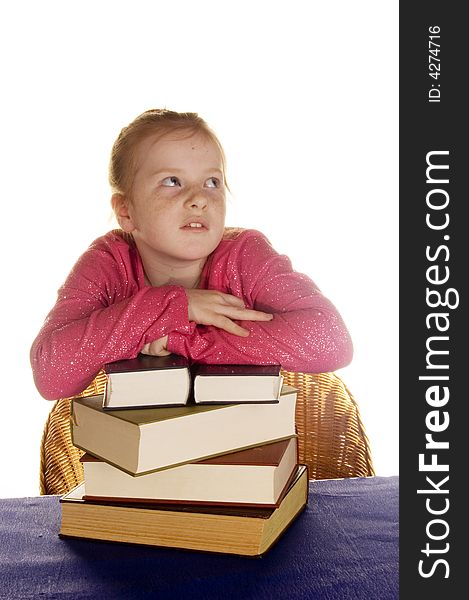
[
  {"left": 191, "top": 364, "right": 281, "bottom": 377},
  {"left": 105, "top": 354, "right": 190, "bottom": 375}
]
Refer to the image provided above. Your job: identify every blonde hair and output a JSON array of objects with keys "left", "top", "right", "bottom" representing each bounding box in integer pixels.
[{"left": 109, "top": 108, "right": 228, "bottom": 199}]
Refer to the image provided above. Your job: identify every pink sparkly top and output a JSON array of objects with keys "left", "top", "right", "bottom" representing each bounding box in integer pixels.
[{"left": 31, "top": 228, "right": 353, "bottom": 400}]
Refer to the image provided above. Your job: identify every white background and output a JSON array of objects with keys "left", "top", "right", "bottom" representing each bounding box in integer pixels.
[{"left": 0, "top": 0, "right": 398, "bottom": 497}]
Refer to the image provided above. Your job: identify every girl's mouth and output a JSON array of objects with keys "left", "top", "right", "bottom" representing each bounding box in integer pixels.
[{"left": 181, "top": 220, "right": 208, "bottom": 231}]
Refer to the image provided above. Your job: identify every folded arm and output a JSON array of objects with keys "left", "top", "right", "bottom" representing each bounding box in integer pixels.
[
  {"left": 167, "top": 232, "right": 353, "bottom": 373},
  {"left": 30, "top": 246, "right": 193, "bottom": 400}
]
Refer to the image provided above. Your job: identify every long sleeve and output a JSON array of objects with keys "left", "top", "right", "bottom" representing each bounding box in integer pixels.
[
  {"left": 167, "top": 230, "right": 353, "bottom": 373},
  {"left": 30, "top": 233, "right": 193, "bottom": 400}
]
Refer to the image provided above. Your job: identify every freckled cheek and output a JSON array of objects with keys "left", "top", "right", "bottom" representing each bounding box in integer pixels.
[
  {"left": 213, "top": 193, "right": 226, "bottom": 211},
  {"left": 217, "top": 202, "right": 227, "bottom": 222},
  {"left": 145, "top": 198, "right": 178, "bottom": 221}
]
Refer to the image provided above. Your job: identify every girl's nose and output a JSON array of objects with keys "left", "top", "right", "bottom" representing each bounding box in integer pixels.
[{"left": 185, "top": 190, "right": 208, "bottom": 210}]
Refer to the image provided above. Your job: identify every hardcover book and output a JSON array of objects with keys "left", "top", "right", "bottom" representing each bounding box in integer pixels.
[
  {"left": 71, "top": 385, "right": 298, "bottom": 476},
  {"left": 103, "top": 354, "right": 191, "bottom": 409},
  {"left": 59, "top": 465, "right": 309, "bottom": 556},
  {"left": 192, "top": 363, "right": 283, "bottom": 404},
  {"left": 81, "top": 436, "right": 298, "bottom": 507}
]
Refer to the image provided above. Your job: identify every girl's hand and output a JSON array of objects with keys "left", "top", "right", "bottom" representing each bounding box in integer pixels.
[
  {"left": 141, "top": 336, "right": 170, "bottom": 356},
  {"left": 141, "top": 291, "right": 273, "bottom": 355},
  {"left": 186, "top": 289, "right": 273, "bottom": 337}
]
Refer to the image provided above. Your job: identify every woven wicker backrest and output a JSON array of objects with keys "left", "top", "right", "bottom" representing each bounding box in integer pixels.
[
  {"left": 281, "top": 371, "right": 374, "bottom": 480},
  {"left": 39, "top": 370, "right": 374, "bottom": 496},
  {"left": 39, "top": 371, "right": 107, "bottom": 496}
]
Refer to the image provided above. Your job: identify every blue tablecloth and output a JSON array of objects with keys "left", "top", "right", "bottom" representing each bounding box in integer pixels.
[{"left": 0, "top": 476, "right": 398, "bottom": 600}]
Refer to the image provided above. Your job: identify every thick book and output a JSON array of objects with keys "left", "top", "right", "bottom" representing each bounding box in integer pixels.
[
  {"left": 59, "top": 465, "right": 308, "bottom": 556},
  {"left": 192, "top": 363, "right": 283, "bottom": 404},
  {"left": 71, "top": 385, "right": 298, "bottom": 476},
  {"left": 81, "top": 436, "right": 298, "bottom": 507},
  {"left": 103, "top": 354, "right": 191, "bottom": 409}
]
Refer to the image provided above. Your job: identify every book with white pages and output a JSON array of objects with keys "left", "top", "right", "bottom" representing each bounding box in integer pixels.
[
  {"left": 192, "top": 363, "right": 283, "bottom": 404},
  {"left": 102, "top": 354, "right": 191, "bottom": 409},
  {"left": 81, "top": 436, "right": 298, "bottom": 507},
  {"left": 71, "top": 385, "right": 298, "bottom": 476}
]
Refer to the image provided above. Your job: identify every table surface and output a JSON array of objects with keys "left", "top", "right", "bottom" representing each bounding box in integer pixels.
[{"left": 0, "top": 475, "right": 398, "bottom": 600}]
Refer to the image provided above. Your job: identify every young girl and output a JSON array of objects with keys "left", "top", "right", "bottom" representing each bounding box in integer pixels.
[{"left": 31, "top": 109, "right": 353, "bottom": 400}]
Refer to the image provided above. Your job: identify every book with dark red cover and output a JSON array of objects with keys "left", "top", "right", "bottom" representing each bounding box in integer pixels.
[
  {"left": 80, "top": 436, "right": 299, "bottom": 507},
  {"left": 191, "top": 363, "right": 283, "bottom": 404},
  {"left": 103, "top": 354, "right": 191, "bottom": 410},
  {"left": 191, "top": 364, "right": 281, "bottom": 377}
]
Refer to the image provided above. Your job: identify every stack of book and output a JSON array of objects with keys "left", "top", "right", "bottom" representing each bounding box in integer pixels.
[{"left": 60, "top": 356, "right": 308, "bottom": 556}]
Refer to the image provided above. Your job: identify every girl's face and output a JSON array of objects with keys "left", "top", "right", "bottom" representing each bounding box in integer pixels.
[{"left": 118, "top": 131, "right": 226, "bottom": 266}]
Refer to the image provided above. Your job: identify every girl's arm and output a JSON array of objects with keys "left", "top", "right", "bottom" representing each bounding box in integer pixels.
[
  {"left": 167, "top": 231, "right": 353, "bottom": 373},
  {"left": 30, "top": 242, "right": 194, "bottom": 400}
]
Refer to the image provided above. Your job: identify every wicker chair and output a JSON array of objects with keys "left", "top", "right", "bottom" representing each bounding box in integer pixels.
[{"left": 39, "top": 370, "right": 374, "bottom": 496}]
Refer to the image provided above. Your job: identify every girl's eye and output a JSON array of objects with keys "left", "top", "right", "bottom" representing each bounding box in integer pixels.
[
  {"left": 162, "top": 176, "right": 181, "bottom": 187},
  {"left": 205, "top": 177, "right": 220, "bottom": 188}
]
